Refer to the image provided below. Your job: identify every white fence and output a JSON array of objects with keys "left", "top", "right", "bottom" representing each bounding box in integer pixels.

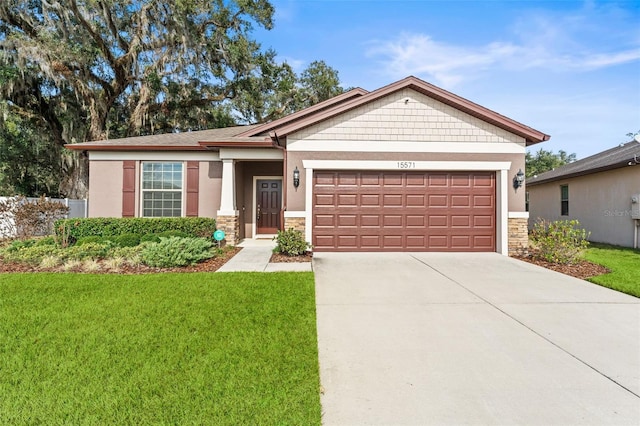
[{"left": 0, "top": 196, "right": 88, "bottom": 238}]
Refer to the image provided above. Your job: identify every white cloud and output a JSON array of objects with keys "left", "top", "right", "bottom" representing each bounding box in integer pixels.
[{"left": 366, "top": 6, "right": 640, "bottom": 88}]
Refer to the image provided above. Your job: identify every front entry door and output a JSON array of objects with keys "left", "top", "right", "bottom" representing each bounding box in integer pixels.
[{"left": 256, "top": 179, "right": 282, "bottom": 234}]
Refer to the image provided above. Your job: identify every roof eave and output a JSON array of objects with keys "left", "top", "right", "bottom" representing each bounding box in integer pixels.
[
  {"left": 527, "top": 162, "right": 632, "bottom": 186},
  {"left": 64, "top": 144, "right": 207, "bottom": 151}
]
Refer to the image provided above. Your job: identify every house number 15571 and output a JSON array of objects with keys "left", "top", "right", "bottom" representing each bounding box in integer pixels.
[{"left": 397, "top": 161, "right": 416, "bottom": 169}]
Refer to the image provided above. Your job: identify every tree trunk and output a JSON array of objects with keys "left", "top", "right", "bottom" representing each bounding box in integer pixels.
[{"left": 59, "top": 152, "right": 89, "bottom": 199}]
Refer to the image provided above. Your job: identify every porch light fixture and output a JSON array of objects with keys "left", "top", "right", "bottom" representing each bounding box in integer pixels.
[
  {"left": 293, "top": 166, "right": 300, "bottom": 189},
  {"left": 513, "top": 169, "right": 525, "bottom": 189}
]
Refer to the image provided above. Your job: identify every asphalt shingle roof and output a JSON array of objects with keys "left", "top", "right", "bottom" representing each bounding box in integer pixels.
[
  {"left": 527, "top": 140, "right": 640, "bottom": 186},
  {"left": 66, "top": 124, "right": 264, "bottom": 149}
]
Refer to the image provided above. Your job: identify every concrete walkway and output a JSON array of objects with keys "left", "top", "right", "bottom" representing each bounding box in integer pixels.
[
  {"left": 313, "top": 252, "right": 640, "bottom": 425},
  {"left": 216, "top": 239, "right": 313, "bottom": 272}
]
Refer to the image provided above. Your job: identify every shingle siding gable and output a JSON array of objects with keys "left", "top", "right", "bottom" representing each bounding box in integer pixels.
[{"left": 289, "top": 89, "right": 525, "bottom": 144}]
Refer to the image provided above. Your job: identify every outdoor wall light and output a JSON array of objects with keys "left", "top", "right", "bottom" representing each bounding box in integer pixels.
[
  {"left": 513, "top": 168, "right": 525, "bottom": 189},
  {"left": 293, "top": 166, "right": 300, "bottom": 189}
]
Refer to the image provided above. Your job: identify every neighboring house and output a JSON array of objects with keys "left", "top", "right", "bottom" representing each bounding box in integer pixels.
[
  {"left": 66, "top": 76, "right": 549, "bottom": 254},
  {"left": 527, "top": 140, "right": 640, "bottom": 248}
]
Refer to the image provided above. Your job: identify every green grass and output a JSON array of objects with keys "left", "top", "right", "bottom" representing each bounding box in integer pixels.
[
  {"left": 0, "top": 272, "right": 320, "bottom": 425},
  {"left": 584, "top": 243, "right": 640, "bottom": 297}
]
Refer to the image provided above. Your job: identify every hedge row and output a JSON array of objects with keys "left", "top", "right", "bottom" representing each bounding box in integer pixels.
[{"left": 54, "top": 217, "right": 217, "bottom": 241}]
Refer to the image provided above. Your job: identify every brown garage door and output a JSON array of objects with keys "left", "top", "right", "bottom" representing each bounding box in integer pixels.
[{"left": 312, "top": 171, "right": 495, "bottom": 252}]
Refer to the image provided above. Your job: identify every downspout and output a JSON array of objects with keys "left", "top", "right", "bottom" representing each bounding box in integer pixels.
[
  {"left": 634, "top": 220, "right": 638, "bottom": 249},
  {"left": 271, "top": 132, "right": 287, "bottom": 231}
]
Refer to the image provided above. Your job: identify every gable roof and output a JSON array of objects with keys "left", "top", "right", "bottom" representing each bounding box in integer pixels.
[
  {"left": 242, "top": 76, "right": 550, "bottom": 146},
  {"left": 66, "top": 76, "right": 549, "bottom": 151},
  {"left": 527, "top": 140, "right": 640, "bottom": 186}
]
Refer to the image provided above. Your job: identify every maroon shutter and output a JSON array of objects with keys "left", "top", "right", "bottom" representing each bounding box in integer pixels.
[
  {"left": 122, "top": 161, "right": 136, "bottom": 217},
  {"left": 186, "top": 161, "right": 199, "bottom": 217}
]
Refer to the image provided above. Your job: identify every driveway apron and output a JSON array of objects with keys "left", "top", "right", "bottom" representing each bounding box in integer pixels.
[{"left": 313, "top": 252, "right": 640, "bottom": 425}]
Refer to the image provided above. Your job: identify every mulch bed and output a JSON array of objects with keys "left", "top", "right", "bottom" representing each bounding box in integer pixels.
[
  {"left": 0, "top": 247, "right": 242, "bottom": 275},
  {"left": 513, "top": 254, "right": 610, "bottom": 280},
  {"left": 269, "top": 252, "right": 313, "bottom": 263}
]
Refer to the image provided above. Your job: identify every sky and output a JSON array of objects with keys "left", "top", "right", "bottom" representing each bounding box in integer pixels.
[{"left": 253, "top": 0, "right": 640, "bottom": 160}]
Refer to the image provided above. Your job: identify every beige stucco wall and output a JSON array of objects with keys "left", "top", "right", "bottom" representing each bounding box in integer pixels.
[
  {"left": 527, "top": 166, "right": 640, "bottom": 247},
  {"left": 199, "top": 161, "right": 222, "bottom": 218},
  {"left": 88, "top": 161, "right": 124, "bottom": 217},
  {"left": 292, "top": 88, "right": 526, "bottom": 145}
]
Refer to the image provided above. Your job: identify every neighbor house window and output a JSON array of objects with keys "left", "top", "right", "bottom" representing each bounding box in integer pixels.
[
  {"left": 525, "top": 191, "right": 530, "bottom": 212},
  {"left": 141, "top": 162, "right": 183, "bottom": 217},
  {"left": 560, "top": 185, "right": 569, "bottom": 216}
]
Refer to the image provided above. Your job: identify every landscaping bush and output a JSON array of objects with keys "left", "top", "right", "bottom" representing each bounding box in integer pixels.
[
  {"left": 54, "top": 217, "right": 216, "bottom": 241},
  {"left": 5, "top": 239, "right": 37, "bottom": 252},
  {"left": 114, "top": 233, "right": 141, "bottom": 247},
  {"left": 530, "top": 219, "right": 590, "bottom": 264},
  {"left": 140, "top": 233, "right": 161, "bottom": 244},
  {"left": 273, "top": 228, "right": 311, "bottom": 256},
  {"left": 64, "top": 242, "right": 113, "bottom": 261},
  {"left": 35, "top": 236, "right": 57, "bottom": 246},
  {"left": 141, "top": 237, "right": 214, "bottom": 267},
  {"left": 158, "top": 230, "right": 190, "bottom": 239},
  {"left": 76, "top": 236, "right": 105, "bottom": 246},
  {"left": 2, "top": 245, "right": 63, "bottom": 265}
]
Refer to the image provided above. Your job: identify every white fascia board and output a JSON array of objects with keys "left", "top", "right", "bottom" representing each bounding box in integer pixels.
[
  {"left": 88, "top": 151, "right": 220, "bottom": 161},
  {"left": 302, "top": 160, "right": 512, "bottom": 171},
  {"left": 508, "top": 212, "right": 530, "bottom": 219},
  {"left": 219, "top": 148, "right": 283, "bottom": 160},
  {"left": 288, "top": 139, "right": 525, "bottom": 154}
]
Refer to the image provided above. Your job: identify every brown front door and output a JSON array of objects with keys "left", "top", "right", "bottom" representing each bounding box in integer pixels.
[{"left": 256, "top": 179, "right": 282, "bottom": 234}]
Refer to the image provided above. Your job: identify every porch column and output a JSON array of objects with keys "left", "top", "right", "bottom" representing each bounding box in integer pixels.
[{"left": 217, "top": 159, "right": 240, "bottom": 245}]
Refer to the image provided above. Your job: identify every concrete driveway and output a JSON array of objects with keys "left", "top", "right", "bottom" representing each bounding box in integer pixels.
[{"left": 313, "top": 252, "right": 640, "bottom": 425}]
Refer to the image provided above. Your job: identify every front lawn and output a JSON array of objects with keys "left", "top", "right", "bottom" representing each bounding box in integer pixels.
[
  {"left": 0, "top": 272, "right": 320, "bottom": 425},
  {"left": 584, "top": 243, "right": 640, "bottom": 297}
]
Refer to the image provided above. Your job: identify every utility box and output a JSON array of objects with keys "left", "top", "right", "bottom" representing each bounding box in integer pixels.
[{"left": 632, "top": 194, "right": 640, "bottom": 219}]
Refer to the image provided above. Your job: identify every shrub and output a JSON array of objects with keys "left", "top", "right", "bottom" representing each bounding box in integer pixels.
[
  {"left": 54, "top": 217, "right": 216, "bottom": 241},
  {"left": 2, "top": 245, "right": 63, "bottom": 265},
  {"left": 64, "top": 242, "right": 112, "bottom": 261},
  {"left": 114, "top": 233, "right": 141, "bottom": 247},
  {"left": 5, "top": 239, "right": 37, "bottom": 253},
  {"left": 273, "top": 228, "right": 311, "bottom": 256},
  {"left": 141, "top": 237, "right": 213, "bottom": 268},
  {"left": 110, "top": 245, "right": 145, "bottom": 266},
  {"left": 0, "top": 196, "right": 69, "bottom": 239},
  {"left": 140, "top": 233, "right": 161, "bottom": 244},
  {"left": 157, "top": 230, "right": 190, "bottom": 239},
  {"left": 530, "top": 219, "right": 590, "bottom": 264},
  {"left": 35, "top": 236, "right": 57, "bottom": 246},
  {"left": 76, "top": 236, "right": 105, "bottom": 246}
]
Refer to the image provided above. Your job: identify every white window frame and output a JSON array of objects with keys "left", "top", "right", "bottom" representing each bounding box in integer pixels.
[{"left": 140, "top": 161, "right": 185, "bottom": 218}]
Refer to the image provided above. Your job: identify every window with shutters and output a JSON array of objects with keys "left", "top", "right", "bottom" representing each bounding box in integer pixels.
[{"left": 141, "top": 162, "right": 183, "bottom": 217}]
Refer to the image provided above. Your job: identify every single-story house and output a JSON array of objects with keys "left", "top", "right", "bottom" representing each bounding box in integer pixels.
[
  {"left": 527, "top": 140, "right": 640, "bottom": 248},
  {"left": 66, "top": 76, "right": 550, "bottom": 254}
]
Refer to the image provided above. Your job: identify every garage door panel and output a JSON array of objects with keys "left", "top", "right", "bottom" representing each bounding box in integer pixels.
[
  {"left": 451, "top": 195, "right": 470, "bottom": 207},
  {"left": 315, "top": 214, "right": 335, "bottom": 227},
  {"left": 313, "top": 171, "right": 495, "bottom": 252},
  {"left": 361, "top": 215, "right": 381, "bottom": 227},
  {"left": 428, "top": 194, "right": 448, "bottom": 207},
  {"left": 407, "top": 215, "right": 426, "bottom": 227},
  {"left": 451, "top": 215, "right": 471, "bottom": 227},
  {"left": 337, "top": 215, "right": 357, "bottom": 227},
  {"left": 406, "top": 194, "right": 426, "bottom": 207},
  {"left": 383, "top": 215, "right": 403, "bottom": 227},
  {"left": 451, "top": 174, "right": 471, "bottom": 187},
  {"left": 428, "top": 215, "right": 448, "bottom": 227}
]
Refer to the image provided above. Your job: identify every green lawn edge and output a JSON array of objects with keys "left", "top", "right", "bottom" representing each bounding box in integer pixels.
[
  {"left": 583, "top": 243, "right": 640, "bottom": 298},
  {"left": 0, "top": 272, "right": 321, "bottom": 425}
]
